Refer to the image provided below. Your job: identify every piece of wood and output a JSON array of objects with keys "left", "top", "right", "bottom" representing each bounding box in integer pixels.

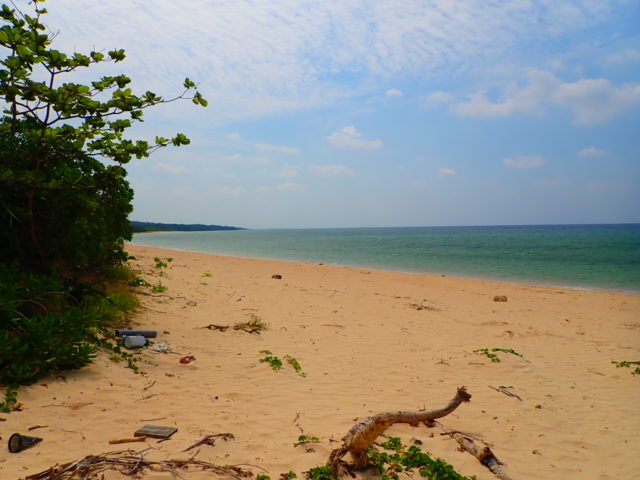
[
  {"left": 182, "top": 433, "right": 234, "bottom": 452},
  {"left": 436, "top": 421, "right": 512, "bottom": 480},
  {"left": 329, "top": 386, "right": 471, "bottom": 470},
  {"left": 134, "top": 425, "right": 177, "bottom": 439},
  {"left": 108, "top": 437, "right": 146, "bottom": 444}
]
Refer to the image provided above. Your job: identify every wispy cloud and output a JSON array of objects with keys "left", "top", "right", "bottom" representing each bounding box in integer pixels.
[
  {"left": 386, "top": 88, "right": 403, "bottom": 98},
  {"left": 423, "top": 91, "right": 454, "bottom": 109},
  {"left": 504, "top": 155, "right": 545, "bottom": 169},
  {"left": 227, "top": 132, "right": 241, "bottom": 140},
  {"left": 578, "top": 147, "right": 608, "bottom": 157},
  {"left": 154, "top": 162, "right": 187, "bottom": 174},
  {"left": 437, "top": 168, "right": 456, "bottom": 177},
  {"left": 39, "top": 1, "right": 628, "bottom": 124},
  {"left": 256, "top": 143, "right": 300, "bottom": 154},
  {"left": 309, "top": 165, "right": 356, "bottom": 177},
  {"left": 326, "top": 126, "right": 383, "bottom": 150},
  {"left": 453, "top": 69, "right": 640, "bottom": 125}
]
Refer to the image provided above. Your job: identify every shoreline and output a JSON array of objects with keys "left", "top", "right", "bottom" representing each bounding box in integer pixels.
[
  {"left": 3, "top": 243, "right": 639, "bottom": 480},
  {"left": 129, "top": 240, "right": 640, "bottom": 295}
]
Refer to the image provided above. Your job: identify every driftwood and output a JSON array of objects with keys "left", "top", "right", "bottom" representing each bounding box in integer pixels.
[
  {"left": 182, "top": 433, "right": 235, "bottom": 452},
  {"left": 329, "top": 386, "right": 471, "bottom": 471},
  {"left": 435, "top": 421, "right": 512, "bottom": 480},
  {"left": 24, "top": 449, "right": 252, "bottom": 480}
]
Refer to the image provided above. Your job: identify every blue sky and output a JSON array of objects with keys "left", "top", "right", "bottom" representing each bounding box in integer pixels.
[{"left": 23, "top": 0, "right": 640, "bottom": 228}]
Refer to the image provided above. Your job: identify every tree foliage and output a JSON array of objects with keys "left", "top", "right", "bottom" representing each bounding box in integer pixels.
[
  {"left": 0, "top": 0, "right": 205, "bottom": 393},
  {"left": 0, "top": 0, "right": 206, "bottom": 271}
]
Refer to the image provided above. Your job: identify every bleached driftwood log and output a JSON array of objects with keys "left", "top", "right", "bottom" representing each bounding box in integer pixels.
[
  {"left": 329, "top": 386, "right": 471, "bottom": 471},
  {"left": 435, "top": 423, "right": 512, "bottom": 480}
]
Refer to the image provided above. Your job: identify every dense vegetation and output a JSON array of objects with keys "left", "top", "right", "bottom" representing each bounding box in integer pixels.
[
  {"left": 0, "top": 0, "right": 205, "bottom": 410},
  {"left": 131, "top": 221, "right": 244, "bottom": 233}
]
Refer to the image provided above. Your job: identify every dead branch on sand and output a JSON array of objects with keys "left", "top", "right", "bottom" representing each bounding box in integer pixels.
[
  {"left": 329, "top": 386, "right": 471, "bottom": 471},
  {"left": 24, "top": 449, "right": 252, "bottom": 480},
  {"left": 434, "top": 421, "right": 512, "bottom": 480},
  {"left": 183, "top": 432, "right": 235, "bottom": 452}
]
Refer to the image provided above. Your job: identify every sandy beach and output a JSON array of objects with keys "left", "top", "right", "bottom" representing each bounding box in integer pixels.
[{"left": 2, "top": 243, "right": 639, "bottom": 480}]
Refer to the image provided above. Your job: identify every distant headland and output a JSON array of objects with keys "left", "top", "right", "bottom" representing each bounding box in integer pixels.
[{"left": 131, "top": 221, "right": 246, "bottom": 233}]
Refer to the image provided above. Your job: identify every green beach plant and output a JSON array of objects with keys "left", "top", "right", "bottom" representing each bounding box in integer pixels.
[
  {"left": 367, "top": 437, "right": 476, "bottom": 480},
  {"left": 259, "top": 350, "right": 284, "bottom": 371},
  {"left": 611, "top": 360, "right": 640, "bottom": 375},
  {"left": 473, "top": 347, "right": 523, "bottom": 363},
  {"left": 293, "top": 434, "right": 320, "bottom": 447}
]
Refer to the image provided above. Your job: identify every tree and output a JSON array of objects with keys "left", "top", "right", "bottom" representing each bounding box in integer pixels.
[
  {"left": 0, "top": 1, "right": 206, "bottom": 398},
  {"left": 0, "top": 0, "right": 206, "bottom": 271}
]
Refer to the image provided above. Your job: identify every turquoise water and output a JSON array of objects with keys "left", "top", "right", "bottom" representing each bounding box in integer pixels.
[{"left": 131, "top": 224, "right": 640, "bottom": 292}]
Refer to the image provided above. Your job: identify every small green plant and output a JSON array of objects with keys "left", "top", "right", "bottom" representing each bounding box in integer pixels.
[
  {"left": 281, "top": 471, "right": 297, "bottom": 480},
  {"left": 306, "top": 466, "right": 336, "bottom": 480},
  {"left": 474, "top": 347, "right": 523, "bottom": 363},
  {"left": 259, "top": 350, "right": 284, "bottom": 371},
  {"left": 259, "top": 351, "right": 306, "bottom": 375},
  {"left": 256, "top": 475, "right": 272, "bottom": 480},
  {"left": 294, "top": 434, "right": 320, "bottom": 447},
  {"left": 286, "top": 355, "right": 307, "bottom": 377},
  {"left": 152, "top": 282, "right": 168, "bottom": 293},
  {"left": 202, "top": 272, "right": 213, "bottom": 278},
  {"left": 0, "top": 385, "right": 19, "bottom": 413},
  {"left": 368, "top": 437, "right": 475, "bottom": 480},
  {"left": 612, "top": 360, "right": 640, "bottom": 375},
  {"left": 153, "top": 257, "right": 173, "bottom": 269}
]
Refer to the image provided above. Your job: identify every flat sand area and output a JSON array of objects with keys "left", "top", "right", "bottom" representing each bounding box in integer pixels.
[{"left": 2, "top": 244, "right": 639, "bottom": 479}]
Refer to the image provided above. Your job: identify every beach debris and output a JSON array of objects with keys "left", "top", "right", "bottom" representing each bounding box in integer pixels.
[
  {"left": 435, "top": 422, "right": 513, "bottom": 480},
  {"left": 152, "top": 342, "right": 170, "bottom": 352},
  {"left": 272, "top": 274, "right": 282, "bottom": 279},
  {"left": 23, "top": 450, "right": 253, "bottom": 480},
  {"left": 407, "top": 302, "right": 438, "bottom": 311},
  {"left": 134, "top": 425, "right": 177, "bottom": 439},
  {"left": 204, "top": 315, "right": 268, "bottom": 334},
  {"left": 179, "top": 355, "right": 196, "bottom": 364},
  {"left": 328, "top": 386, "right": 471, "bottom": 471},
  {"left": 27, "top": 425, "right": 48, "bottom": 431},
  {"left": 8, "top": 433, "right": 42, "bottom": 453},
  {"left": 108, "top": 437, "right": 147, "bottom": 445},
  {"left": 205, "top": 323, "right": 230, "bottom": 331},
  {"left": 493, "top": 295, "right": 508, "bottom": 302},
  {"left": 115, "top": 329, "right": 157, "bottom": 338},
  {"left": 183, "top": 432, "right": 234, "bottom": 452},
  {"left": 122, "top": 335, "right": 146, "bottom": 349},
  {"left": 489, "top": 385, "right": 523, "bottom": 401}
]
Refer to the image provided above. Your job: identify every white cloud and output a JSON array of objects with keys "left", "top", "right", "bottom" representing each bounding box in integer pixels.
[
  {"left": 504, "top": 155, "right": 545, "bottom": 169},
  {"left": 326, "top": 126, "right": 383, "bottom": 150},
  {"left": 423, "top": 91, "right": 455, "bottom": 108},
  {"left": 386, "top": 88, "right": 403, "bottom": 98},
  {"left": 154, "top": 162, "right": 187, "bottom": 174},
  {"left": 227, "top": 132, "right": 241, "bottom": 140},
  {"left": 273, "top": 165, "right": 299, "bottom": 178},
  {"left": 578, "top": 147, "right": 608, "bottom": 157},
  {"left": 216, "top": 186, "right": 247, "bottom": 195},
  {"left": 277, "top": 182, "right": 304, "bottom": 190},
  {"left": 553, "top": 78, "right": 640, "bottom": 125},
  {"left": 256, "top": 143, "right": 300, "bottom": 154},
  {"left": 437, "top": 168, "right": 456, "bottom": 177},
  {"left": 37, "top": 1, "right": 627, "bottom": 125},
  {"left": 309, "top": 165, "right": 356, "bottom": 177},
  {"left": 453, "top": 69, "right": 640, "bottom": 125}
]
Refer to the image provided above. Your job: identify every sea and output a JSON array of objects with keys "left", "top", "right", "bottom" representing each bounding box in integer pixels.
[{"left": 131, "top": 224, "right": 640, "bottom": 293}]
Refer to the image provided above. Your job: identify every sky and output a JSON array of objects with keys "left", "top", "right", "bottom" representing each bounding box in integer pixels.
[{"left": 11, "top": 0, "right": 640, "bottom": 228}]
